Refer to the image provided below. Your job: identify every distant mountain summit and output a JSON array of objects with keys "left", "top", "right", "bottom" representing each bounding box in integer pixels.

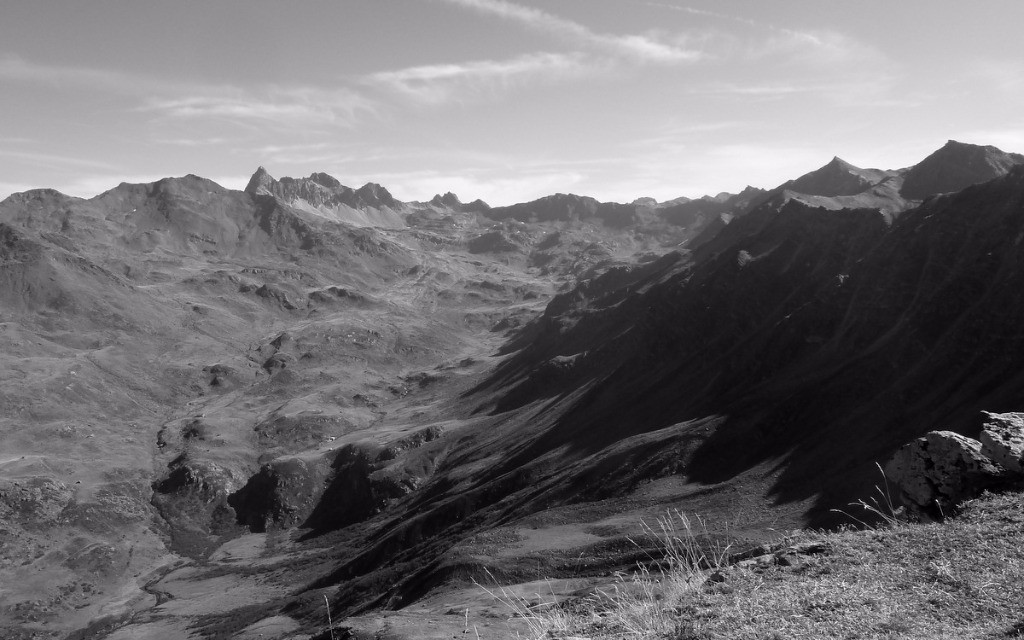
[
  {"left": 659, "top": 185, "right": 767, "bottom": 234},
  {"left": 900, "top": 140, "right": 1024, "bottom": 200},
  {"left": 485, "top": 193, "right": 639, "bottom": 228},
  {"left": 244, "top": 165, "right": 276, "bottom": 194},
  {"left": 232, "top": 141, "right": 1024, "bottom": 242},
  {"left": 308, "top": 171, "right": 344, "bottom": 189},
  {"left": 244, "top": 167, "right": 406, "bottom": 227},
  {"left": 430, "top": 191, "right": 462, "bottom": 208},
  {"left": 783, "top": 157, "right": 893, "bottom": 197},
  {"left": 424, "top": 191, "right": 489, "bottom": 214},
  {"left": 354, "top": 182, "right": 400, "bottom": 209},
  {"left": 245, "top": 166, "right": 400, "bottom": 209},
  {"left": 689, "top": 141, "right": 1024, "bottom": 256}
]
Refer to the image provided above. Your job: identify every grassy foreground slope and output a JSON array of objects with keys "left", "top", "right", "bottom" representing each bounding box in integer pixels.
[{"left": 516, "top": 489, "right": 1024, "bottom": 640}]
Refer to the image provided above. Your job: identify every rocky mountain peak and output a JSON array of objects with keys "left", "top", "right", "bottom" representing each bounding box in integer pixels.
[
  {"left": 308, "top": 172, "right": 343, "bottom": 189},
  {"left": 901, "top": 140, "right": 1024, "bottom": 200},
  {"left": 244, "top": 166, "right": 277, "bottom": 195},
  {"left": 357, "top": 182, "right": 384, "bottom": 196},
  {"left": 464, "top": 198, "right": 491, "bottom": 212},
  {"left": 246, "top": 168, "right": 350, "bottom": 198},
  {"left": 430, "top": 191, "right": 463, "bottom": 208},
  {"left": 0, "top": 187, "right": 73, "bottom": 207},
  {"left": 932, "top": 139, "right": 1013, "bottom": 161},
  {"left": 355, "top": 182, "right": 398, "bottom": 208},
  {"left": 942, "top": 139, "right": 986, "bottom": 152},
  {"left": 238, "top": 169, "right": 406, "bottom": 226},
  {"left": 784, "top": 156, "right": 875, "bottom": 197}
]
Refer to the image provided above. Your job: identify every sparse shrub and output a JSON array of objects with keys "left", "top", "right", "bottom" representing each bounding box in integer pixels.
[
  {"left": 831, "top": 463, "right": 906, "bottom": 529},
  {"left": 480, "top": 510, "right": 729, "bottom": 639}
]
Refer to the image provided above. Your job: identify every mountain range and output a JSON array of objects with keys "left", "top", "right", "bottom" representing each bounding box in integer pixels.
[{"left": 1, "top": 140, "right": 1022, "bottom": 639}]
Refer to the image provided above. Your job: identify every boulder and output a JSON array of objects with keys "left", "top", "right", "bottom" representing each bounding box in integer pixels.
[
  {"left": 979, "top": 411, "right": 1024, "bottom": 474},
  {"left": 884, "top": 430, "right": 1004, "bottom": 515}
]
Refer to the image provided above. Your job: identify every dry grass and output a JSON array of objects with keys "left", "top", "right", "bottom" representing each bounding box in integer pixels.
[
  {"left": 481, "top": 511, "right": 730, "bottom": 639},
  {"left": 491, "top": 491, "right": 1024, "bottom": 639},
  {"left": 687, "top": 491, "right": 1024, "bottom": 640}
]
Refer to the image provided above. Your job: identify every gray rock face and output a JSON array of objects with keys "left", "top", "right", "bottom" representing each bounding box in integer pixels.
[
  {"left": 884, "top": 430, "right": 1004, "bottom": 515},
  {"left": 980, "top": 412, "right": 1024, "bottom": 474},
  {"left": 245, "top": 167, "right": 400, "bottom": 210}
]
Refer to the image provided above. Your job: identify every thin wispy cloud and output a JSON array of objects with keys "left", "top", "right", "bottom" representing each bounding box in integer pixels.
[
  {"left": 243, "top": 143, "right": 361, "bottom": 168},
  {"left": 1, "top": 54, "right": 375, "bottom": 130},
  {"left": 643, "top": 3, "right": 880, "bottom": 65},
  {"left": 645, "top": 4, "right": 759, "bottom": 28},
  {"left": 0, "top": 149, "right": 119, "bottom": 171},
  {"left": 0, "top": 54, "right": 150, "bottom": 92},
  {"left": 757, "top": 30, "right": 881, "bottom": 66},
  {"left": 626, "top": 120, "right": 750, "bottom": 149},
  {"left": 686, "top": 77, "right": 913, "bottom": 108},
  {"left": 366, "top": 52, "right": 592, "bottom": 104},
  {"left": 152, "top": 136, "right": 232, "bottom": 147},
  {"left": 369, "top": 0, "right": 701, "bottom": 106},
  {"left": 249, "top": 142, "right": 332, "bottom": 157},
  {"left": 142, "top": 89, "right": 372, "bottom": 128},
  {"left": 0, "top": 136, "right": 37, "bottom": 145},
  {"left": 438, "top": 0, "right": 700, "bottom": 63},
  {"left": 637, "top": 6, "right": 899, "bottom": 110},
  {"left": 969, "top": 59, "right": 1024, "bottom": 96}
]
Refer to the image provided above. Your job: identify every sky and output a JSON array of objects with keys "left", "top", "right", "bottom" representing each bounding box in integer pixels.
[{"left": 2, "top": 0, "right": 1024, "bottom": 205}]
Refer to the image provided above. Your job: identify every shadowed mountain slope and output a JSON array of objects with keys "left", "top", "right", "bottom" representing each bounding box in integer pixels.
[
  {"left": 279, "top": 147, "right": 1024, "bottom": 622},
  {"left": 659, "top": 185, "right": 767, "bottom": 231},
  {"left": 476, "top": 165, "right": 1024, "bottom": 524}
]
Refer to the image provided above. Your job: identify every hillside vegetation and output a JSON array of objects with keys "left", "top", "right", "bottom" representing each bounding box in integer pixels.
[{"left": 504, "top": 489, "right": 1024, "bottom": 640}]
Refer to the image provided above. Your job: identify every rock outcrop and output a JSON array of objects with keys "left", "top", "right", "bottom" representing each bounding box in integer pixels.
[
  {"left": 979, "top": 412, "right": 1024, "bottom": 474},
  {"left": 228, "top": 456, "right": 330, "bottom": 533},
  {"left": 884, "top": 431, "right": 1005, "bottom": 516},
  {"left": 885, "top": 413, "right": 1024, "bottom": 517}
]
